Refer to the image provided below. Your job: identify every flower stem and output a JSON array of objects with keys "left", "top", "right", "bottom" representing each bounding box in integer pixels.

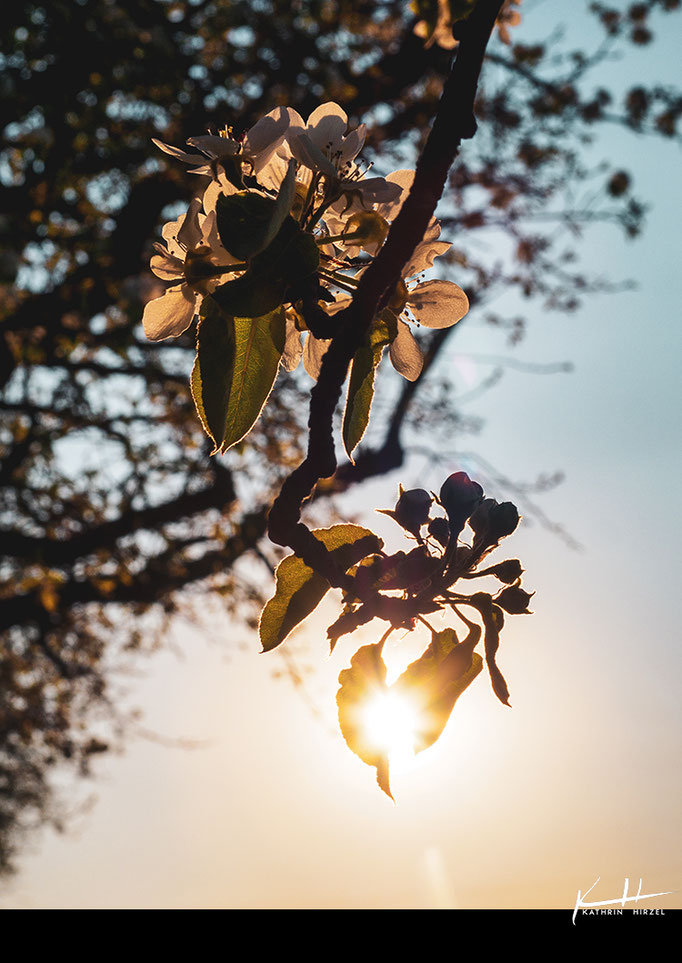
[
  {"left": 318, "top": 268, "right": 359, "bottom": 293},
  {"left": 316, "top": 231, "right": 364, "bottom": 246}
]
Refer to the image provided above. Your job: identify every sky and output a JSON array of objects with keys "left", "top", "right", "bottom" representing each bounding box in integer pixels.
[{"left": 1, "top": 2, "right": 681, "bottom": 911}]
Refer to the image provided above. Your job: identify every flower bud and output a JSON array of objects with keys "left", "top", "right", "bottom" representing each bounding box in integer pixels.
[
  {"left": 490, "top": 501, "right": 520, "bottom": 539},
  {"left": 394, "top": 487, "right": 432, "bottom": 536},
  {"left": 494, "top": 584, "right": 534, "bottom": 615},
  {"left": 427, "top": 516, "right": 450, "bottom": 548},
  {"left": 487, "top": 559, "right": 523, "bottom": 583},
  {"left": 469, "top": 498, "right": 520, "bottom": 543},
  {"left": 439, "top": 472, "right": 484, "bottom": 535}
]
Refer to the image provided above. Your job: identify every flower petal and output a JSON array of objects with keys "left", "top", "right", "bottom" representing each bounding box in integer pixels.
[
  {"left": 152, "top": 138, "right": 206, "bottom": 166},
  {"left": 306, "top": 102, "right": 348, "bottom": 153},
  {"left": 389, "top": 319, "right": 423, "bottom": 381},
  {"left": 281, "top": 313, "right": 303, "bottom": 371},
  {"left": 185, "top": 163, "right": 213, "bottom": 177},
  {"left": 176, "top": 196, "right": 204, "bottom": 251},
  {"left": 186, "top": 135, "right": 239, "bottom": 159},
  {"left": 338, "top": 123, "right": 366, "bottom": 164},
  {"left": 287, "top": 130, "right": 335, "bottom": 176},
  {"left": 243, "top": 107, "right": 291, "bottom": 169},
  {"left": 407, "top": 279, "right": 469, "bottom": 328},
  {"left": 202, "top": 180, "right": 226, "bottom": 219},
  {"left": 150, "top": 251, "right": 184, "bottom": 280},
  {"left": 376, "top": 169, "right": 415, "bottom": 221},
  {"left": 353, "top": 176, "right": 402, "bottom": 204},
  {"left": 256, "top": 147, "right": 292, "bottom": 193},
  {"left": 303, "top": 333, "right": 332, "bottom": 381},
  {"left": 285, "top": 108, "right": 306, "bottom": 130},
  {"left": 404, "top": 234, "right": 450, "bottom": 276},
  {"left": 142, "top": 285, "right": 198, "bottom": 341},
  {"left": 326, "top": 196, "right": 364, "bottom": 230}
]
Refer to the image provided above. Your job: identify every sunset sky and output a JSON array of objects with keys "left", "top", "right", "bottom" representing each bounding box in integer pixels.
[{"left": 2, "top": 2, "right": 680, "bottom": 910}]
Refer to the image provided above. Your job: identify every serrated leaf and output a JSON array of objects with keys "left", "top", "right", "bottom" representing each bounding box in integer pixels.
[
  {"left": 191, "top": 300, "right": 286, "bottom": 454},
  {"left": 337, "top": 642, "right": 394, "bottom": 799},
  {"left": 336, "top": 628, "right": 482, "bottom": 800},
  {"left": 259, "top": 524, "right": 383, "bottom": 652},
  {"left": 342, "top": 319, "right": 392, "bottom": 461},
  {"left": 190, "top": 298, "right": 236, "bottom": 452},
  {"left": 220, "top": 307, "right": 286, "bottom": 452},
  {"left": 393, "top": 628, "right": 483, "bottom": 753}
]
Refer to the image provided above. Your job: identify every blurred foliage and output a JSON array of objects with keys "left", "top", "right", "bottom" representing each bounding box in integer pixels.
[{"left": 0, "top": 0, "right": 679, "bottom": 874}]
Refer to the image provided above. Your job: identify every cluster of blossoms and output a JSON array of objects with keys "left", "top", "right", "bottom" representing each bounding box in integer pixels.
[{"left": 144, "top": 102, "right": 469, "bottom": 383}]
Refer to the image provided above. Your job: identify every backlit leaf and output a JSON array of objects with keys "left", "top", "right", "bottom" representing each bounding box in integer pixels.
[
  {"left": 259, "top": 525, "right": 383, "bottom": 653},
  {"left": 337, "top": 642, "right": 394, "bottom": 799},
  {"left": 212, "top": 215, "right": 320, "bottom": 319},
  {"left": 190, "top": 298, "right": 236, "bottom": 453},
  {"left": 212, "top": 269, "right": 287, "bottom": 318},
  {"left": 216, "top": 190, "right": 281, "bottom": 261},
  {"left": 220, "top": 307, "right": 286, "bottom": 453},
  {"left": 393, "top": 628, "right": 483, "bottom": 753},
  {"left": 190, "top": 299, "right": 286, "bottom": 454},
  {"left": 336, "top": 628, "right": 482, "bottom": 800},
  {"left": 342, "top": 318, "right": 392, "bottom": 461}
]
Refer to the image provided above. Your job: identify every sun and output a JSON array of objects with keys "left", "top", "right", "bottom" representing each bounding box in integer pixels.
[{"left": 362, "top": 689, "right": 421, "bottom": 770}]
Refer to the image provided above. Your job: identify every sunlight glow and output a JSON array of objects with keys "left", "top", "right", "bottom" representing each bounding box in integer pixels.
[{"left": 363, "top": 690, "right": 420, "bottom": 770}]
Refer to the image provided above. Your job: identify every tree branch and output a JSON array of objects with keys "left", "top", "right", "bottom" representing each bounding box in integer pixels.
[{"left": 268, "top": 0, "right": 505, "bottom": 586}]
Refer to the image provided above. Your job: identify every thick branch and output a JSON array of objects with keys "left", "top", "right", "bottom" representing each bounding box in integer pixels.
[
  {"left": 268, "top": 0, "right": 504, "bottom": 583},
  {"left": 0, "top": 508, "right": 268, "bottom": 635},
  {"left": 0, "top": 462, "right": 235, "bottom": 568}
]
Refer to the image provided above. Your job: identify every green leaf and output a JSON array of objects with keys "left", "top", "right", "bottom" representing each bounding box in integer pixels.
[
  {"left": 190, "top": 299, "right": 286, "bottom": 454},
  {"left": 220, "top": 307, "right": 286, "bottom": 453},
  {"left": 342, "top": 318, "right": 392, "bottom": 461},
  {"left": 216, "top": 191, "right": 278, "bottom": 261},
  {"left": 211, "top": 266, "right": 287, "bottom": 319},
  {"left": 216, "top": 162, "right": 297, "bottom": 261},
  {"left": 336, "top": 629, "right": 482, "bottom": 800},
  {"left": 212, "top": 215, "right": 320, "bottom": 319},
  {"left": 251, "top": 214, "right": 320, "bottom": 284},
  {"left": 337, "top": 642, "right": 394, "bottom": 800},
  {"left": 393, "top": 628, "right": 483, "bottom": 753},
  {"left": 259, "top": 524, "right": 383, "bottom": 653},
  {"left": 190, "top": 298, "right": 236, "bottom": 452}
]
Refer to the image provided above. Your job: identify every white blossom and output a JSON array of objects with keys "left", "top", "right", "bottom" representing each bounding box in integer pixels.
[
  {"left": 142, "top": 183, "right": 240, "bottom": 341},
  {"left": 284, "top": 103, "right": 401, "bottom": 208},
  {"left": 304, "top": 231, "right": 468, "bottom": 382},
  {"left": 152, "top": 107, "right": 291, "bottom": 179}
]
